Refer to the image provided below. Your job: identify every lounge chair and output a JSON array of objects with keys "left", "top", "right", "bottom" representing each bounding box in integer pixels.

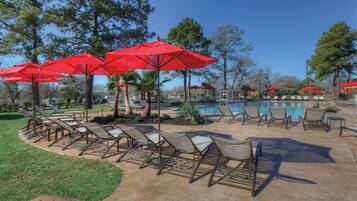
[
  {"left": 242, "top": 106, "right": 267, "bottom": 126},
  {"left": 303, "top": 96, "right": 309, "bottom": 101},
  {"left": 47, "top": 104, "right": 83, "bottom": 119},
  {"left": 208, "top": 137, "right": 261, "bottom": 197},
  {"left": 27, "top": 115, "right": 62, "bottom": 143},
  {"left": 157, "top": 132, "right": 212, "bottom": 183},
  {"left": 78, "top": 123, "right": 128, "bottom": 158},
  {"left": 48, "top": 118, "right": 88, "bottom": 148},
  {"left": 268, "top": 108, "right": 292, "bottom": 128},
  {"left": 281, "top": 96, "right": 286, "bottom": 101},
  {"left": 116, "top": 127, "right": 162, "bottom": 168},
  {"left": 313, "top": 96, "right": 319, "bottom": 101},
  {"left": 290, "top": 95, "right": 296, "bottom": 101},
  {"left": 129, "top": 99, "right": 145, "bottom": 110},
  {"left": 216, "top": 105, "right": 243, "bottom": 123},
  {"left": 318, "top": 96, "right": 325, "bottom": 101},
  {"left": 296, "top": 95, "right": 303, "bottom": 101},
  {"left": 299, "top": 109, "right": 328, "bottom": 131},
  {"left": 35, "top": 106, "right": 74, "bottom": 120},
  {"left": 273, "top": 96, "right": 279, "bottom": 100}
]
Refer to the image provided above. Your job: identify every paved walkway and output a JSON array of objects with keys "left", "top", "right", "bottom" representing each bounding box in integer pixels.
[{"left": 20, "top": 114, "right": 357, "bottom": 201}]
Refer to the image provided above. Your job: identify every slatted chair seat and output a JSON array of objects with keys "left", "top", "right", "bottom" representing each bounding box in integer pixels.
[
  {"left": 242, "top": 106, "right": 267, "bottom": 126},
  {"left": 268, "top": 108, "right": 292, "bottom": 128},
  {"left": 209, "top": 137, "right": 261, "bottom": 197},
  {"left": 78, "top": 123, "right": 128, "bottom": 158},
  {"left": 157, "top": 132, "right": 212, "bottom": 183},
  {"left": 216, "top": 105, "right": 243, "bottom": 123},
  {"left": 299, "top": 109, "right": 328, "bottom": 131},
  {"left": 116, "top": 127, "right": 162, "bottom": 168}
]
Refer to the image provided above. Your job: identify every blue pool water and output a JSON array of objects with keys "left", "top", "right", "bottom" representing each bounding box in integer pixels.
[{"left": 197, "top": 101, "right": 305, "bottom": 120}]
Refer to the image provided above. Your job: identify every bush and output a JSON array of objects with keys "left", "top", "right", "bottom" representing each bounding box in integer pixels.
[
  {"left": 313, "top": 101, "right": 320, "bottom": 109},
  {"left": 325, "top": 106, "right": 339, "bottom": 113},
  {"left": 64, "top": 96, "right": 71, "bottom": 109},
  {"left": 179, "top": 103, "right": 200, "bottom": 125},
  {"left": 23, "top": 102, "right": 32, "bottom": 110}
]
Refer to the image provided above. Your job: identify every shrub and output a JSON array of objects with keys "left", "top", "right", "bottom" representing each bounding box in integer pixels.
[
  {"left": 313, "top": 101, "right": 320, "bottom": 109},
  {"left": 64, "top": 96, "right": 71, "bottom": 109},
  {"left": 325, "top": 106, "right": 339, "bottom": 113},
  {"left": 23, "top": 102, "right": 32, "bottom": 110},
  {"left": 179, "top": 103, "right": 200, "bottom": 125}
]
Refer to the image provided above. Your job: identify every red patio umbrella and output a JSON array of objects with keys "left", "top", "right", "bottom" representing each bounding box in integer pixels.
[
  {"left": 267, "top": 85, "right": 278, "bottom": 91},
  {"left": 339, "top": 81, "right": 357, "bottom": 87},
  {"left": 0, "top": 63, "right": 65, "bottom": 113},
  {"left": 190, "top": 85, "right": 201, "bottom": 89},
  {"left": 104, "top": 40, "right": 217, "bottom": 130},
  {"left": 104, "top": 40, "right": 217, "bottom": 162},
  {"left": 42, "top": 53, "right": 128, "bottom": 121}
]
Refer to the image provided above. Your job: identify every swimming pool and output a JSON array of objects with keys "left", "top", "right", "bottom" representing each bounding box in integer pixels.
[{"left": 197, "top": 101, "right": 305, "bottom": 120}]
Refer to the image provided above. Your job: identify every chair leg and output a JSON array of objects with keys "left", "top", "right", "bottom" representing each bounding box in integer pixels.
[
  {"left": 268, "top": 119, "right": 273, "bottom": 127},
  {"left": 116, "top": 149, "right": 130, "bottom": 163},
  {"left": 258, "top": 117, "right": 263, "bottom": 126},
  {"left": 251, "top": 163, "right": 257, "bottom": 197},
  {"left": 79, "top": 138, "right": 99, "bottom": 156},
  {"left": 189, "top": 155, "right": 205, "bottom": 183},
  {"left": 208, "top": 157, "right": 220, "bottom": 187},
  {"left": 157, "top": 149, "right": 175, "bottom": 175},
  {"left": 101, "top": 139, "right": 120, "bottom": 159},
  {"left": 62, "top": 133, "right": 85, "bottom": 150}
]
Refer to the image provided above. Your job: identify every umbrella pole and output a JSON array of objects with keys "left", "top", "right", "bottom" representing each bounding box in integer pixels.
[
  {"left": 32, "top": 75, "right": 36, "bottom": 115},
  {"left": 85, "top": 66, "right": 88, "bottom": 122},
  {"left": 157, "top": 67, "right": 161, "bottom": 160}
]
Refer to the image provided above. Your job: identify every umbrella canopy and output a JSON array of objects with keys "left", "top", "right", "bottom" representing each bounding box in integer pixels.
[
  {"left": 339, "top": 81, "right": 357, "bottom": 87},
  {"left": 0, "top": 63, "right": 65, "bottom": 79},
  {"left": 3, "top": 77, "right": 59, "bottom": 83},
  {"left": 267, "top": 85, "right": 278, "bottom": 91},
  {"left": 42, "top": 53, "right": 128, "bottom": 121},
  {"left": 301, "top": 85, "right": 321, "bottom": 91},
  {"left": 190, "top": 85, "right": 201, "bottom": 89},
  {"left": 104, "top": 40, "right": 217, "bottom": 71}
]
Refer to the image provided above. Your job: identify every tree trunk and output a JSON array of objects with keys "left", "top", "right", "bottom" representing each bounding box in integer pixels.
[
  {"left": 124, "top": 84, "right": 132, "bottom": 115},
  {"left": 223, "top": 53, "right": 227, "bottom": 90},
  {"left": 142, "top": 93, "right": 152, "bottom": 117},
  {"left": 31, "top": 19, "right": 40, "bottom": 108},
  {"left": 183, "top": 70, "right": 187, "bottom": 102},
  {"left": 113, "top": 89, "right": 119, "bottom": 118},
  {"left": 188, "top": 70, "right": 191, "bottom": 102},
  {"left": 86, "top": 75, "right": 94, "bottom": 109},
  {"left": 336, "top": 70, "right": 340, "bottom": 100}
]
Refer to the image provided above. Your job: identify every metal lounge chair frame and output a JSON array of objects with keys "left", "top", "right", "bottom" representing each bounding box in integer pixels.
[
  {"left": 299, "top": 109, "right": 328, "bottom": 131},
  {"left": 242, "top": 106, "right": 267, "bottom": 126},
  {"left": 47, "top": 104, "right": 83, "bottom": 119},
  {"left": 157, "top": 132, "right": 212, "bottom": 183},
  {"left": 35, "top": 106, "right": 74, "bottom": 120},
  {"left": 116, "top": 127, "right": 163, "bottom": 168},
  {"left": 208, "top": 137, "right": 261, "bottom": 197},
  {"left": 79, "top": 123, "right": 128, "bottom": 158},
  {"left": 268, "top": 108, "right": 292, "bottom": 128},
  {"left": 216, "top": 105, "right": 243, "bottom": 123}
]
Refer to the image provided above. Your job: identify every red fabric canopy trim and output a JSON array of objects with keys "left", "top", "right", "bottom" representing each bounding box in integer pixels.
[{"left": 339, "top": 81, "right": 357, "bottom": 87}]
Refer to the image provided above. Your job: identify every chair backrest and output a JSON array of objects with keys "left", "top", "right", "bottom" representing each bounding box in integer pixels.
[
  {"left": 290, "top": 96, "right": 296, "bottom": 99},
  {"left": 124, "top": 128, "right": 149, "bottom": 144},
  {"left": 270, "top": 108, "right": 286, "bottom": 119},
  {"left": 84, "top": 123, "right": 110, "bottom": 138},
  {"left": 35, "top": 106, "right": 50, "bottom": 116},
  {"left": 218, "top": 105, "right": 232, "bottom": 116},
  {"left": 211, "top": 137, "right": 252, "bottom": 161},
  {"left": 52, "top": 119, "right": 74, "bottom": 132},
  {"left": 19, "top": 108, "right": 32, "bottom": 117},
  {"left": 48, "top": 104, "right": 61, "bottom": 113},
  {"left": 159, "top": 132, "right": 195, "bottom": 153},
  {"left": 244, "top": 106, "right": 259, "bottom": 117},
  {"left": 305, "top": 109, "right": 325, "bottom": 121}
]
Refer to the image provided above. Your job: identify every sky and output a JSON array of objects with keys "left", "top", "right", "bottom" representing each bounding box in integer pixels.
[{"left": 1, "top": 0, "right": 356, "bottom": 90}]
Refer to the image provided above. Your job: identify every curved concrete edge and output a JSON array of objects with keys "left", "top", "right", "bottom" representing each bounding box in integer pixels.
[{"left": 18, "top": 128, "right": 125, "bottom": 201}]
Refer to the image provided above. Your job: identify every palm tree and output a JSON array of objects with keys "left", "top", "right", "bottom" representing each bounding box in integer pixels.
[
  {"left": 136, "top": 71, "right": 169, "bottom": 117},
  {"left": 106, "top": 75, "right": 121, "bottom": 118},
  {"left": 120, "top": 72, "right": 138, "bottom": 115}
]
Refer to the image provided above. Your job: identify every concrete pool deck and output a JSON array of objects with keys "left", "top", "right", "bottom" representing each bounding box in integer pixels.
[{"left": 20, "top": 107, "right": 357, "bottom": 201}]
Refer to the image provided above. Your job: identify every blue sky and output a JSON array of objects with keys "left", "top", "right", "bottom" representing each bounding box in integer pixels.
[{"left": 1, "top": 0, "right": 356, "bottom": 89}]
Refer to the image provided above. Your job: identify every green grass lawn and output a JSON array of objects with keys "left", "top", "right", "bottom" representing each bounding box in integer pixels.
[{"left": 0, "top": 112, "right": 121, "bottom": 201}]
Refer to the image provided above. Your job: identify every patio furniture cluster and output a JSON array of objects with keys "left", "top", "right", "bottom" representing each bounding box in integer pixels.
[
  {"left": 216, "top": 105, "right": 332, "bottom": 131},
  {"left": 19, "top": 107, "right": 263, "bottom": 197},
  {"left": 262, "top": 95, "right": 325, "bottom": 101}
]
